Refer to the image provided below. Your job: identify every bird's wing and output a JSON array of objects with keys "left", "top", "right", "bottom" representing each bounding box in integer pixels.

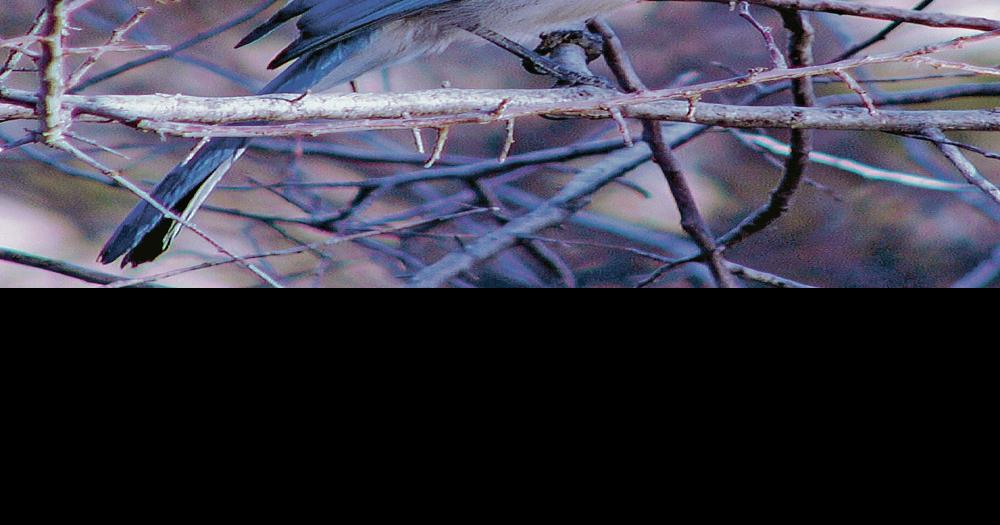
[{"left": 238, "top": 0, "right": 457, "bottom": 69}]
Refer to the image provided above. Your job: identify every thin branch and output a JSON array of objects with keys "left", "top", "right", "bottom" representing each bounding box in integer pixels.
[
  {"left": 923, "top": 128, "right": 1000, "bottom": 206},
  {"left": 0, "top": 247, "right": 162, "bottom": 287},
  {"left": 668, "top": 0, "right": 1000, "bottom": 32},
  {"left": 718, "top": 9, "right": 818, "bottom": 248}
]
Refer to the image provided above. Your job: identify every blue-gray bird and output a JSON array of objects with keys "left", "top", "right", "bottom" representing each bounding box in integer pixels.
[{"left": 98, "top": 0, "right": 639, "bottom": 267}]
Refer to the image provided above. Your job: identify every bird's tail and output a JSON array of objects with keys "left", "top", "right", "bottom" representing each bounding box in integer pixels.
[{"left": 99, "top": 32, "right": 377, "bottom": 267}]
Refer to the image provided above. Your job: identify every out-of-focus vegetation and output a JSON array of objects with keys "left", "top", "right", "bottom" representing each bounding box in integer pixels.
[{"left": 1, "top": 0, "right": 998, "bottom": 287}]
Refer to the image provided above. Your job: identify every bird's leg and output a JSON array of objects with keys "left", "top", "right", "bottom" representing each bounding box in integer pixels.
[
  {"left": 530, "top": 29, "right": 608, "bottom": 87},
  {"left": 530, "top": 30, "right": 606, "bottom": 69},
  {"left": 465, "top": 25, "right": 614, "bottom": 89}
]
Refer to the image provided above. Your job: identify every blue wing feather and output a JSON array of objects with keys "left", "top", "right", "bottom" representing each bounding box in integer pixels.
[
  {"left": 101, "top": 0, "right": 460, "bottom": 266},
  {"left": 238, "top": 0, "right": 456, "bottom": 68}
]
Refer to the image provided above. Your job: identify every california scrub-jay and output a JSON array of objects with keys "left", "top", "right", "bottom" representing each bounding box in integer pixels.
[{"left": 99, "top": 0, "right": 640, "bottom": 267}]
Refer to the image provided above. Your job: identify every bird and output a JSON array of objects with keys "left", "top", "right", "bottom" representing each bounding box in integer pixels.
[{"left": 98, "top": 0, "right": 641, "bottom": 267}]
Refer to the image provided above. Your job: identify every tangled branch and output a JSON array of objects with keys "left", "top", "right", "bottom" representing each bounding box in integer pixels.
[{"left": 2, "top": 0, "right": 998, "bottom": 288}]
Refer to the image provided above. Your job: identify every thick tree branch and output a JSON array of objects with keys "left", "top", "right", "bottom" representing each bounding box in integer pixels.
[{"left": 4, "top": 90, "right": 998, "bottom": 135}]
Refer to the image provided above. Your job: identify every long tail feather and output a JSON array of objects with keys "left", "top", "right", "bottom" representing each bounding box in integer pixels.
[{"left": 98, "top": 32, "right": 375, "bottom": 267}]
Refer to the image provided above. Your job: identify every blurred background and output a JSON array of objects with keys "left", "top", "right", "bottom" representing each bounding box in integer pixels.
[{"left": 1, "top": 0, "right": 998, "bottom": 287}]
